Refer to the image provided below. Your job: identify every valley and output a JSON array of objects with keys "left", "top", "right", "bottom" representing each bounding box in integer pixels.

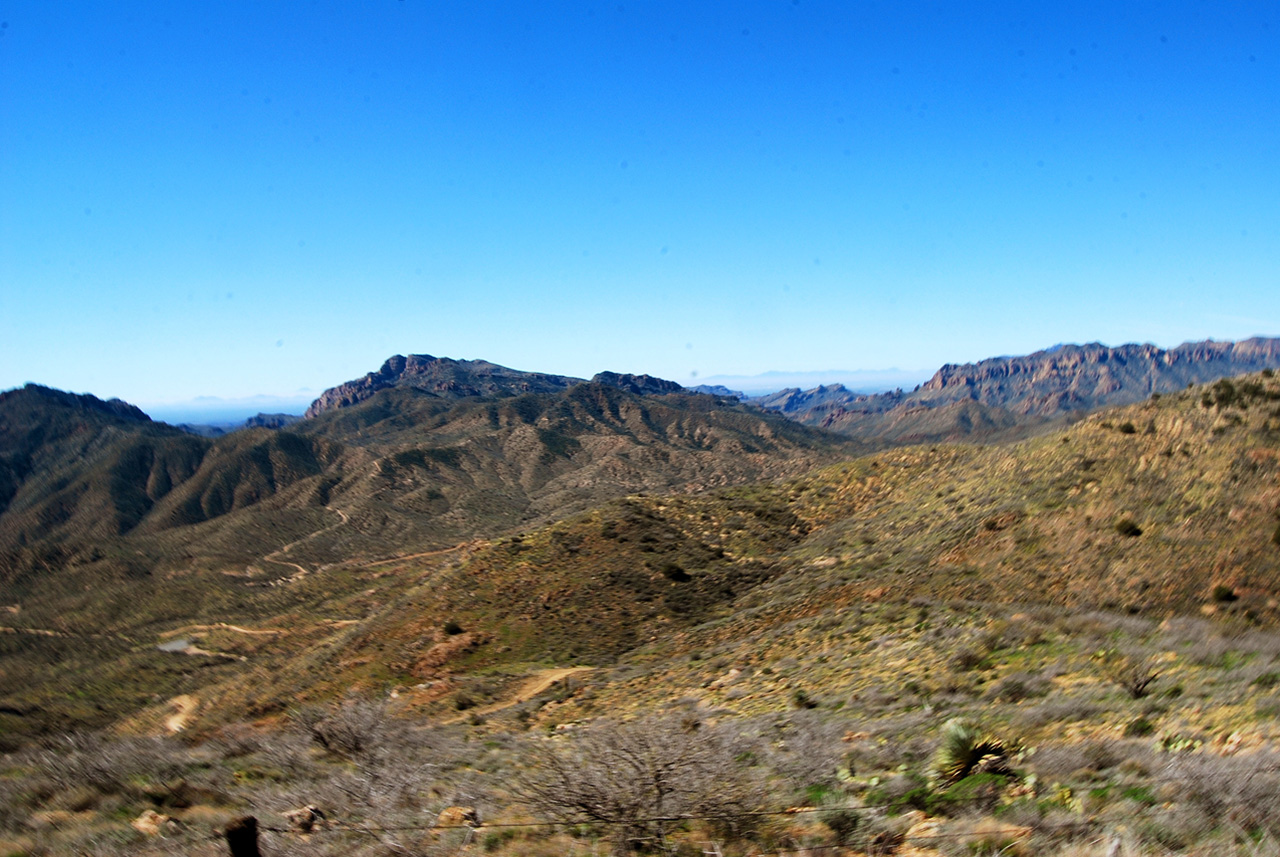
[{"left": 2, "top": 345, "right": 1280, "bottom": 856}]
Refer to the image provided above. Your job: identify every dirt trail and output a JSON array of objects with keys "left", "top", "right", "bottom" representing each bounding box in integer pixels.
[
  {"left": 0, "top": 625, "right": 132, "bottom": 642},
  {"left": 363, "top": 545, "right": 466, "bottom": 567},
  {"left": 166, "top": 622, "right": 283, "bottom": 637},
  {"left": 260, "top": 506, "right": 352, "bottom": 582},
  {"left": 165, "top": 695, "right": 198, "bottom": 733},
  {"left": 444, "top": 667, "right": 593, "bottom": 723}
]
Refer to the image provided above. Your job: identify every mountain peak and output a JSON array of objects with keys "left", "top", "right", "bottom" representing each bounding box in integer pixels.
[
  {"left": 590, "top": 372, "right": 685, "bottom": 396},
  {"left": 304, "top": 354, "right": 584, "bottom": 418},
  {"left": 1, "top": 383, "right": 152, "bottom": 425}
]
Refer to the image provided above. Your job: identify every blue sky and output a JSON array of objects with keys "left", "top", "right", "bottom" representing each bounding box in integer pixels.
[{"left": 2, "top": 2, "right": 1278, "bottom": 418}]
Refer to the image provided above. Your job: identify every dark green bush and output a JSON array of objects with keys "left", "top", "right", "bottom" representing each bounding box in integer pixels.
[
  {"left": 822, "top": 809, "right": 860, "bottom": 844},
  {"left": 791, "top": 688, "right": 819, "bottom": 709},
  {"left": 931, "top": 772, "right": 1009, "bottom": 815},
  {"left": 1115, "top": 518, "right": 1143, "bottom": 537},
  {"left": 1211, "top": 584, "right": 1238, "bottom": 602},
  {"left": 1124, "top": 716, "right": 1156, "bottom": 737},
  {"left": 1251, "top": 672, "right": 1280, "bottom": 690}
]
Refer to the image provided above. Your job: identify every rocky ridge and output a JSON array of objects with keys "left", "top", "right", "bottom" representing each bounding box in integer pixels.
[
  {"left": 303, "top": 354, "right": 583, "bottom": 418},
  {"left": 756, "top": 337, "right": 1280, "bottom": 442}
]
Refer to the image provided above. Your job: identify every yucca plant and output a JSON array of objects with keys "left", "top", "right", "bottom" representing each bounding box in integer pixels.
[{"left": 933, "top": 718, "right": 1013, "bottom": 785}]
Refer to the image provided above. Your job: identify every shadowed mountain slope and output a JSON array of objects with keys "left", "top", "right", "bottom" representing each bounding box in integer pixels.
[{"left": 0, "top": 375, "right": 852, "bottom": 581}]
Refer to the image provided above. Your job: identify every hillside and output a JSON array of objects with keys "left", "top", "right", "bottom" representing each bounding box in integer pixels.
[
  {"left": 756, "top": 337, "right": 1280, "bottom": 443},
  {"left": 5, "top": 372, "right": 1280, "bottom": 857},
  {"left": 80, "top": 368, "right": 1279, "bottom": 736},
  {"left": 0, "top": 375, "right": 853, "bottom": 741}
]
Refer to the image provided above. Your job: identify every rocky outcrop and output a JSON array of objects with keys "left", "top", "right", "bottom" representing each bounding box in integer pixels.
[
  {"left": 304, "top": 354, "right": 583, "bottom": 418},
  {"left": 756, "top": 337, "right": 1280, "bottom": 442},
  {"left": 590, "top": 372, "right": 685, "bottom": 396},
  {"left": 916, "top": 338, "right": 1280, "bottom": 416}
]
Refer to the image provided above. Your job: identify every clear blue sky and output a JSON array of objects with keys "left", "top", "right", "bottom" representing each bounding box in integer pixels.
[{"left": 2, "top": 2, "right": 1278, "bottom": 416}]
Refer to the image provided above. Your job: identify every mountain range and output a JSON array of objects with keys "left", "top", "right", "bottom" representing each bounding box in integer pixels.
[
  {"left": 752, "top": 337, "right": 1280, "bottom": 443},
  {"left": 2, "top": 336, "right": 1280, "bottom": 743}
]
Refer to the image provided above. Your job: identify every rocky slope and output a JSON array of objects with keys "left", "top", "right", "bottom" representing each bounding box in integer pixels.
[
  {"left": 303, "top": 354, "right": 584, "bottom": 418},
  {"left": 186, "top": 368, "right": 1280, "bottom": 730},
  {"left": 755, "top": 337, "right": 1280, "bottom": 443}
]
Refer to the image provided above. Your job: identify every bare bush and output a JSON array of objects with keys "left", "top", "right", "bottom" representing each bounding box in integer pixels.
[
  {"left": 295, "top": 697, "right": 394, "bottom": 761},
  {"left": 514, "top": 715, "right": 764, "bottom": 855},
  {"left": 25, "top": 733, "right": 185, "bottom": 796},
  {"left": 1092, "top": 649, "right": 1161, "bottom": 699},
  {"left": 761, "top": 710, "right": 852, "bottom": 794},
  {"left": 1161, "top": 749, "right": 1280, "bottom": 837}
]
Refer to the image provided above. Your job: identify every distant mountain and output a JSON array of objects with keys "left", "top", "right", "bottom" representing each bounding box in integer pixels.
[
  {"left": 691, "top": 368, "right": 931, "bottom": 396},
  {"left": 303, "top": 354, "right": 584, "bottom": 418},
  {"left": 173, "top": 412, "right": 303, "bottom": 438},
  {"left": 0, "top": 367, "right": 852, "bottom": 595},
  {"left": 688, "top": 384, "right": 746, "bottom": 399},
  {"left": 243, "top": 412, "right": 303, "bottom": 430},
  {"left": 757, "top": 337, "right": 1280, "bottom": 443},
  {"left": 590, "top": 371, "right": 686, "bottom": 396}
]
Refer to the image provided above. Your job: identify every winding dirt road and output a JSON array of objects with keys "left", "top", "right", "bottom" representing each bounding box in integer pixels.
[{"left": 444, "top": 667, "right": 593, "bottom": 724}]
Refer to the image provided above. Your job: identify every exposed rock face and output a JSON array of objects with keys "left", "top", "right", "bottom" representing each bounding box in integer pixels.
[
  {"left": 755, "top": 337, "right": 1280, "bottom": 443},
  {"left": 916, "top": 338, "right": 1280, "bottom": 416},
  {"left": 590, "top": 372, "right": 685, "bottom": 396},
  {"left": 304, "top": 354, "right": 583, "bottom": 418}
]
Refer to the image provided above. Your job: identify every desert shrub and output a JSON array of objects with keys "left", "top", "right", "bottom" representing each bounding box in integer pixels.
[
  {"left": 1212, "top": 584, "right": 1239, "bottom": 602},
  {"left": 1093, "top": 649, "right": 1160, "bottom": 699},
  {"left": 1118, "top": 422, "right": 1137, "bottom": 434},
  {"left": 209, "top": 723, "right": 265, "bottom": 759},
  {"left": 1252, "top": 671, "right": 1280, "bottom": 689},
  {"left": 951, "top": 644, "right": 990, "bottom": 672},
  {"left": 25, "top": 733, "right": 185, "bottom": 797},
  {"left": 791, "top": 688, "right": 819, "bottom": 709},
  {"left": 986, "top": 671, "right": 1051, "bottom": 703},
  {"left": 1026, "top": 739, "right": 1137, "bottom": 782},
  {"left": 930, "top": 772, "right": 1008, "bottom": 816},
  {"left": 1213, "top": 378, "right": 1239, "bottom": 408},
  {"left": 1114, "top": 518, "right": 1143, "bottom": 537},
  {"left": 765, "top": 710, "right": 852, "bottom": 793},
  {"left": 1160, "top": 749, "right": 1280, "bottom": 836},
  {"left": 933, "top": 719, "right": 1013, "bottom": 785},
  {"left": 1012, "top": 698, "right": 1103, "bottom": 730},
  {"left": 1123, "top": 715, "right": 1156, "bottom": 737},
  {"left": 864, "top": 772, "right": 933, "bottom": 815},
  {"left": 296, "top": 697, "right": 391, "bottom": 760},
  {"left": 514, "top": 715, "right": 764, "bottom": 854},
  {"left": 823, "top": 808, "right": 860, "bottom": 844}
]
